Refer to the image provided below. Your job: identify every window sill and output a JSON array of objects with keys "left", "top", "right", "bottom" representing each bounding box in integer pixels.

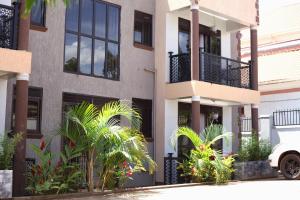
[
  {"left": 27, "top": 133, "right": 43, "bottom": 139},
  {"left": 30, "top": 24, "right": 48, "bottom": 32},
  {"left": 134, "top": 43, "right": 154, "bottom": 51}
]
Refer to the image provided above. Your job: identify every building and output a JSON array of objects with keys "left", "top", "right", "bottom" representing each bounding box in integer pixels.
[
  {"left": 241, "top": 2, "right": 300, "bottom": 146},
  {"left": 0, "top": 0, "right": 259, "bottom": 195}
]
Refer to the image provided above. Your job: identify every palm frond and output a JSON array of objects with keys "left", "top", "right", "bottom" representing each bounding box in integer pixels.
[{"left": 172, "top": 127, "right": 203, "bottom": 150}]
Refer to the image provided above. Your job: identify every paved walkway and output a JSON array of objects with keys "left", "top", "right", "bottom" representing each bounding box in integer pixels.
[{"left": 66, "top": 180, "right": 300, "bottom": 200}]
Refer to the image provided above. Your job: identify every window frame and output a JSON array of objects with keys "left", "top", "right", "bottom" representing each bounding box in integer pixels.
[
  {"left": 30, "top": 0, "right": 47, "bottom": 29},
  {"left": 11, "top": 86, "right": 43, "bottom": 139},
  {"left": 133, "top": 10, "right": 153, "bottom": 49},
  {"left": 132, "top": 98, "right": 153, "bottom": 141},
  {"left": 63, "top": 0, "right": 121, "bottom": 81}
]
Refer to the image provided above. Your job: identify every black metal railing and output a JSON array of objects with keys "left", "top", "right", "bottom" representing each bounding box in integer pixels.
[
  {"left": 0, "top": 2, "right": 19, "bottom": 49},
  {"left": 169, "top": 51, "right": 252, "bottom": 89},
  {"left": 273, "top": 109, "right": 300, "bottom": 126}
]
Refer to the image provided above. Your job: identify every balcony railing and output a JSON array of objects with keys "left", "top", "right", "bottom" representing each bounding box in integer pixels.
[
  {"left": 169, "top": 51, "right": 252, "bottom": 89},
  {"left": 0, "top": 3, "right": 19, "bottom": 49}
]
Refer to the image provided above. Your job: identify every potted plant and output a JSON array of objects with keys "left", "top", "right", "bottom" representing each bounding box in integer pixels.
[
  {"left": 234, "top": 134, "right": 277, "bottom": 180},
  {"left": 0, "top": 133, "right": 22, "bottom": 198}
]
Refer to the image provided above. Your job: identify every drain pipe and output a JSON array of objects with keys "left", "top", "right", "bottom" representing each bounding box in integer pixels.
[{"left": 144, "top": 67, "right": 156, "bottom": 185}]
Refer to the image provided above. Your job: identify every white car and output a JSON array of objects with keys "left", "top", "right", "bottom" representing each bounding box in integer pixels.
[{"left": 269, "top": 142, "right": 300, "bottom": 180}]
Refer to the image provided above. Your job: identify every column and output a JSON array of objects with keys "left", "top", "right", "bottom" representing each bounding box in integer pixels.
[
  {"left": 222, "top": 106, "right": 233, "bottom": 155},
  {"left": 191, "top": 0, "right": 200, "bottom": 80},
  {"left": 0, "top": 78, "right": 8, "bottom": 135},
  {"left": 13, "top": 73, "right": 29, "bottom": 196},
  {"left": 250, "top": 25, "right": 259, "bottom": 135},
  {"left": 192, "top": 96, "right": 201, "bottom": 134},
  {"left": 164, "top": 100, "right": 178, "bottom": 156}
]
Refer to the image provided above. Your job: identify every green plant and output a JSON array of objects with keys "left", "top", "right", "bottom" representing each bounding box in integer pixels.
[
  {"left": 26, "top": 138, "right": 83, "bottom": 195},
  {"left": 237, "top": 134, "right": 272, "bottom": 162},
  {"left": 173, "top": 125, "right": 234, "bottom": 184},
  {"left": 0, "top": 133, "right": 22, "bottom": 170},
  {"left": 60, "top": 101, "right": 155, "bottom": 191}
]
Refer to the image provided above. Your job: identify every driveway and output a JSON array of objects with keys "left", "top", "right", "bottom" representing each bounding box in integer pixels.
[{"left": 66, "top": 180, "right": 299, "bottom": 200}]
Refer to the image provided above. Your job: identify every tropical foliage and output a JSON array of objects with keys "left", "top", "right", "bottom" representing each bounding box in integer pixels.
[
  {"left": 237, "top": 134, "right": 272, "bottom": 162},
  {"left": 172, "top": 125, "right": 234, "bottom": 184},
  {"left": 26, "top": 139, "right": 83, "bottom": 195},
  {"left": 0, "top": 133, "right": 22, "bottom": 170},
  {"left": 60, "top": 101, "right": 155, "bottom": 191}
]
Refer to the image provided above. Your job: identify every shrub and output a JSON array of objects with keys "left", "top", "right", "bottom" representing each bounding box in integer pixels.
[
  {"left": 0, "top": 133, "right": 22, "bottom": 170},
  {"left": 26, "top": 138, "right": 83, "bottom": 195},
  {"left": 174, "top": 125, "right": 235, "bottom": 184},
  {"left": 237, "top": 135, "right": 272, "bottom": 162}
]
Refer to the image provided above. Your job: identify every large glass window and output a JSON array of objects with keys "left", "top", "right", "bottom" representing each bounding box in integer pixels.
[
  {"left": 30, "top": 0, "right": 46, "bottom": 27},
  {"left": 64, "top": 0, "right": 120, "bottom": 80},
  {"left": 12, "top": 87, "right": 43, "bottom": 138}
]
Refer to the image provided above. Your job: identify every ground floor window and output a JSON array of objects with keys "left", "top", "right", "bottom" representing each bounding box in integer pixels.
[
  {"left": 12, "top": 87, "right": 43, "bottom": 138},
  {"left": 132, "top": 98, "right": 153, "bottom": 140}
]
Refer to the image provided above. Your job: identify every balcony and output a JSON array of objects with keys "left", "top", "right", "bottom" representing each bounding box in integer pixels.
[
  {"left": 0, "top": 3, "right": 19, "bottom": 49},
  {"left": 169, "top": 51, "right": 252, "bottom": 89}
]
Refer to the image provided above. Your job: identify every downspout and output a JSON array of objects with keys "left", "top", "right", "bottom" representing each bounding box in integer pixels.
[{"left": 144, "top": 67, "right": 156, "bottom": 185}]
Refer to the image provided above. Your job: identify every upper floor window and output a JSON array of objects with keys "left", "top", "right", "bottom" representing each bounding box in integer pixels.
[
  {"left": 134, "top": 11, "right": 153, "bottom": 48},
  {"left": 64, "top": 0, "right": 120, "bottom": 80},
  {"left": 31, "top": 0, "right": 46, "bottom": 27},
  {"left": 12, "top": 87, "right": 43, "bottom": 138}
]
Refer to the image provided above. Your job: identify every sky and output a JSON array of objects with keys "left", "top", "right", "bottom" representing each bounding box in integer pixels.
[{"left": 260, "top": 0, "right": 300, "bottom": 11}]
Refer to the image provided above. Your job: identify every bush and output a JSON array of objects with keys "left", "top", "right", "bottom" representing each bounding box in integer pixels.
[
  {"left": 0, "top": 133, "right": 22, "bottom": 170},
  {"left": 237, "top": 135, "right": 272, "bottom": 162},
  {"left": 174, "top": 125, "right": 235, "bottom": 184},
  {"left": 26, "top": 138, "right": 83, "bottom": 195}
]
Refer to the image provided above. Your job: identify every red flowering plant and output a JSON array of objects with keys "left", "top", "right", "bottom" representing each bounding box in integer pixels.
[
  {"left": 173, "top": 124, "right": 235, "bottom": 184},
  {"left": 26, "top": 138, "right": 84, "bottom": 195}
]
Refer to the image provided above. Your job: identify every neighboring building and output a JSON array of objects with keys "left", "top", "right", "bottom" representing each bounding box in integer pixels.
[
  {"left": 241, "top": 3, "right": 300, "bottom": 146},
  {"left": 0, "top": 0, "right": 259, "bottom": 195}
]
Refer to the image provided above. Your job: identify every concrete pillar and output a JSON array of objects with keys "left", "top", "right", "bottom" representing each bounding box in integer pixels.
[
  {"left": 191, "top": 1, "right": 199, "bottom": 80},
  {"left": 260, "top": 115, "right": 272, "bottom": 141},
  {"left": 191, "top": 96, "right": 201, "bottom": 134},
  {"left": 250, "top": 25, "right": 259, "bottom": 135},
  {"left": 13, "top": 73, "right": 29, "bottom": 196},
  {"left": 222, "top": 106, "right": 233, "bottom": 155},
  {"left": 164, "top": 100, "right": 178, "bottom": 156},
  {"left": 251, "top": 105, "right": 259, "bottom": 135},
  {"left": 0, "top": 78, "right": 8, "bottom": 135}
]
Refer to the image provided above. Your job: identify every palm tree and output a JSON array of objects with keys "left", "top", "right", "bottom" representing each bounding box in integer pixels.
[
  {"left": 172, "top": 124, "right": 227, "bottom": 150},
  {"left": 60, "top": 101, "right": 155, "bottom": 192}
]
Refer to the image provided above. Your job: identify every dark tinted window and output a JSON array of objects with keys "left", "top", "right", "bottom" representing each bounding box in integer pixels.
[
  {"left": 64, "top": 0, "right": 120, "bottom": 80},
  {"left": 12, "top": 87, "right": 43, "bottom": 135},
  {"left": 134, "top": 11, "right": 153, "bottom": 47},
  {"left": 132, "top": 98, "right": 152, "bottom": 139},
  {"left": 31, "top": 0, "right": 46, "bottom": 26}
]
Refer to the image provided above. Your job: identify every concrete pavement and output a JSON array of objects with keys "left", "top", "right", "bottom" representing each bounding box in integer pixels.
[{"left": 65, "top": 180, "right": 300, "bottom": 200}]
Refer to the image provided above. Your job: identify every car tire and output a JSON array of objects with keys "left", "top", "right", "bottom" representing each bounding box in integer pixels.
[{"left": 280, "top": 154, "right": 300, "bottom": 180}]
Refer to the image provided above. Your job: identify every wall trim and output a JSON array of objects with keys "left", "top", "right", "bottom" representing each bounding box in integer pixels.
[{"left": 261, "top": 87, "right": 300, "bottom": 96}]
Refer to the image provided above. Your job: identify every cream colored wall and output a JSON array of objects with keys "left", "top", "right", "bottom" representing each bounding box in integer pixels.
[
  {"left": 0, "top": 48, "right": 31, "bottom": 74},
  {"left": 166, "top": 0, "right": 257, "bottom": 26}
]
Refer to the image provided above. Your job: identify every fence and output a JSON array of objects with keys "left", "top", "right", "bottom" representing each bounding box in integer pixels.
[{"left": 273, "top": 109, "right": 300, "bottom": 126}]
